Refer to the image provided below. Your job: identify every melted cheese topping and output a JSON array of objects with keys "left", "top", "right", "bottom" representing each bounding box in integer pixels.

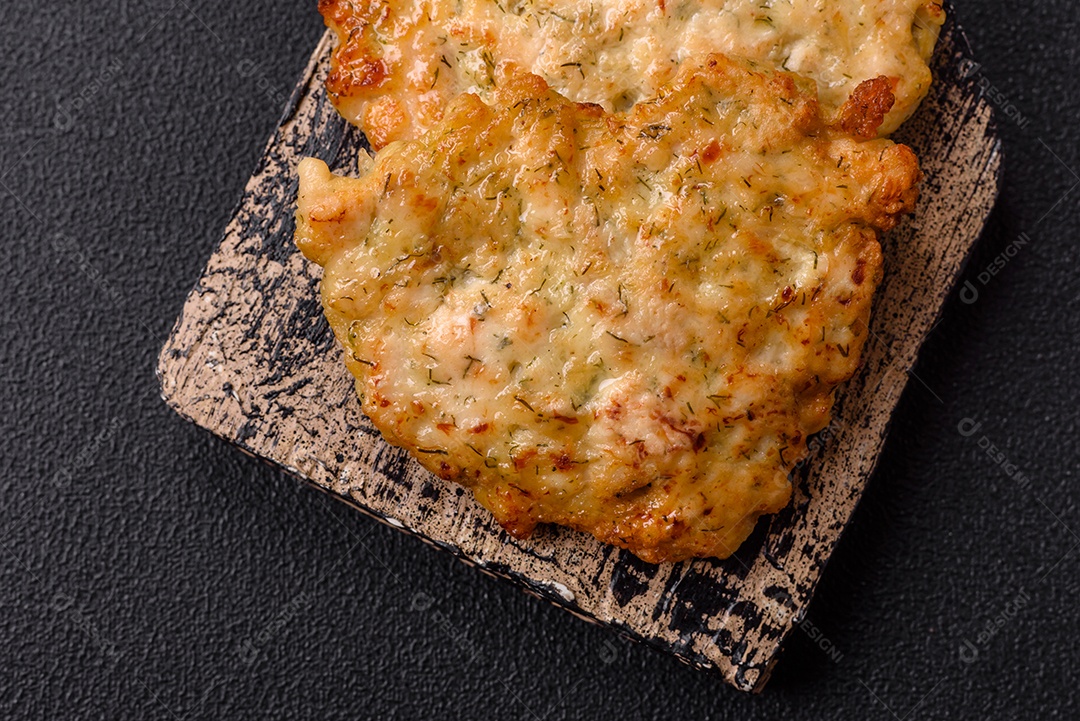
[
  {"left": 296, "top": 56, "right": 920, "bottom": 562},
  {"left": 320, "top": 0, "right": 944, "bottom": 147}
]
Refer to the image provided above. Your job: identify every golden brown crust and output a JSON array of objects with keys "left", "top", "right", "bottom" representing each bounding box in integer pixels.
[
  {"left": 319, "top": 0, "right": 387, "bottom": 94},
  {"left": 836, "top": 77, "right": 898, "bottom": 140},
  {"left": 296, "top": 55, "right": 920, "bottom": 562}
]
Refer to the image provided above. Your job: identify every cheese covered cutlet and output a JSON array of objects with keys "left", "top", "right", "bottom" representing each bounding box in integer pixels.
[
  {"left": 295, "top": 55, "right": 919, "bottom": 562},
  {"left": 318, "top": 0, "right": 944, "bottom": 147}
]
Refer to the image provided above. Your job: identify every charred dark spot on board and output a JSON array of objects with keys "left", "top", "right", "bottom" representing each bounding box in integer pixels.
[
  {"left": 664, "top": 567, "right": 740, "bottom": 634},
  {"left": 608, "top": 553, "right": 662, "bottom": 607},
  {"left": 372, "top": 444, "right": 412, "bottom": 481},
  {"left": 264, "top": 376, "right": 315, "bottom": 402},
  {"left": 652, "top": 560, "right": 690, "bottom": 621},
  {"left": 763, "top": 505, "right": 798, "bottom": 568},
  {"left": 235, "top": 421, "right": 259, "bottom": 446}
]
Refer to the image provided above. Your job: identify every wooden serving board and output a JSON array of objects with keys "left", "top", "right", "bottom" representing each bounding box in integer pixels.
[{"left": 157, "top": 13, "right": 1001, "bottom": 692}]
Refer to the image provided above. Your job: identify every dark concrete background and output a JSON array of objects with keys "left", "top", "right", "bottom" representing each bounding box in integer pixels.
[{"left": 1, "top": 1, "right": 1077, "bottom": 718}]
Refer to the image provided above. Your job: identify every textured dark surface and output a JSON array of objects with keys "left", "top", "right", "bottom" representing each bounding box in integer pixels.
[{"left": 1, "top": 0, "right": 1077, "bottom": 718}]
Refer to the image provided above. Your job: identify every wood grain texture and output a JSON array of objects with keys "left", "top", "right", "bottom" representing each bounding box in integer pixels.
[{"left": 157, "top": 13, "right": 1001, "bottom": 692}]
